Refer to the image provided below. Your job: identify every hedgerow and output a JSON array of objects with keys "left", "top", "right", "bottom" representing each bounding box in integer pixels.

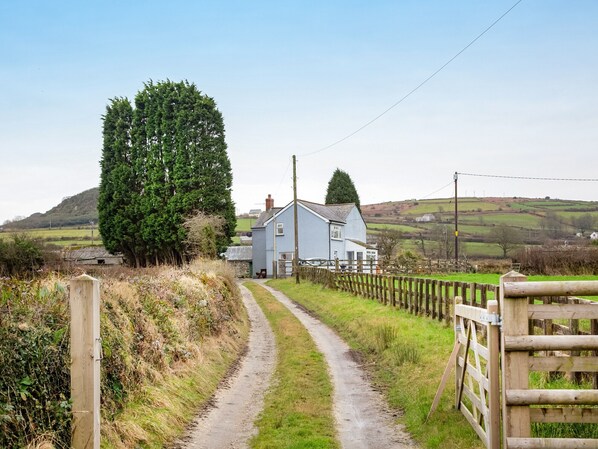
[{"left": 0, "top": 261, "right": 243, "bottom": 448}]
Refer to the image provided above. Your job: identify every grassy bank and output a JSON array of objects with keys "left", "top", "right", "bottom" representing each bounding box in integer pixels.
[
  {"left": 268, "top": 278, "right": 482, "bottom": 449},
  {"left": 244, "top": 282, "right": 338, "bottom": 449},
  {"left": 0, "top": 260, "right": 248, "bottom": 449}
]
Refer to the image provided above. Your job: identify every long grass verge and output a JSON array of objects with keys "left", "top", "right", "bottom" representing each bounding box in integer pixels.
[
  {"left": 101, "top": 333, "right": 248, "bottom": 449},
  {"left": 267, "top": 278, "right": 483, "bottom": 449},
  {"left": 244, "top": 282, "right": 339, "bottom": 449}
]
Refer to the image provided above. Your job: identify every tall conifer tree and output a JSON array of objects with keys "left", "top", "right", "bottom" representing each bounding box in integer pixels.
[
  {"left": 325, "top": 168, "right": 361, "bottom": 210},
  {"left": 99, "top": 80, "right": 236, "bottom": 265}
]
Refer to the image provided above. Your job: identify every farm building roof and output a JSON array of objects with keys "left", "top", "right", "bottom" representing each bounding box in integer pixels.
[{"left": 224, "top": 246, "right": 253, "bottom": 261}]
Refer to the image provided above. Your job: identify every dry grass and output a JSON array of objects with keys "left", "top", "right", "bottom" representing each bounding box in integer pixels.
[{"left": 0, "top": 258, "right": 248, "bottom": 449}]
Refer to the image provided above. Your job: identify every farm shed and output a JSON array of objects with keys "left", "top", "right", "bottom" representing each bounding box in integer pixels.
[
  {"left": 224, "top": 246, "right": 253, "bottom": 278},
  {"left": 63, "top": 247, "right": 123, "bottom": 265}
]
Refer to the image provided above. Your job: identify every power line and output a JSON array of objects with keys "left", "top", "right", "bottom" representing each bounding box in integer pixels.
[
  {"left": 421, "top": 180, "right": 454, "bottom": 199},
  {"left": 274, "top": 159, "right": 292, "bottom": 197},
  {"left": 301, "top": 0, "right": 523, "bottom": 157},
  {"left": 457, "top": 172, "right": 598, "bottom": 182}
]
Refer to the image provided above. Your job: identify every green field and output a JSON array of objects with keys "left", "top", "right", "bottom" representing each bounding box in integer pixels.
[
  {"left": 0, "top": 227, "right": 100, "bottom": 247},
  {"left": 235, "top": 217, "right": 254, "bottom": 233},
  {"left": 366, "top": 223, "right": 422, "bottom": 233}
]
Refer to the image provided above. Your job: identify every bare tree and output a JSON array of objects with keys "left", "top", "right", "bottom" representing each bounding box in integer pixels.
[
  {"left": 489, "top": 224, "right": 522, "bottom": 258},
  {"left": 183, "top": 212, "right": 226, "bottom": 259},
  {"left": 376, "top": 229, "right": 402, "bottom": 268},
  {"left": 571, "top": 213, "right": 595, "bottom": 236}
]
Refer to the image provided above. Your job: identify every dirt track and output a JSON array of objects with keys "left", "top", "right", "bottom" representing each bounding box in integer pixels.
[
  {"left": 174, "top": 284, "right": 276, "bottom": 449},
  {"left": 177, "top": 281, "right": 416, "bottom": 449},
  {"left": 258, "top": 282, "right": 417, "bottom": 449}
]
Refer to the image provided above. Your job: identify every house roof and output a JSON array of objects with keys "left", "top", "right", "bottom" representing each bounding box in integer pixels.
[
  {"left": 224, "top": 246, "right": 253, "bottom": 261},
  {"left": 346, "top": 238, "right": 376, "bottom": 250},
  {"left": 64, "top": 246, "right": 121, "bottom": 261},
  {"left": 299, "top": 200, "right": 355, "bottom": 223},
  {"left": 252, "top": 200, "right": 357, "bottom": 228},
  {"left": 253, "top": 207, "right": 283, "bottom": 228}
]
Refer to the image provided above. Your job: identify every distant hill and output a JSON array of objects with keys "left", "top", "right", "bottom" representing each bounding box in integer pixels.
[
  {"left": 362, "top": 197, "right": 598, "bottom": 258},
  {"left": 7, "top": 188, "right": 99, "bottom": 229}
]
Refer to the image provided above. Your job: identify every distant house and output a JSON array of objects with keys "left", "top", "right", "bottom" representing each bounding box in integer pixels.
[
  {"left": 590, "top": 232, "right": 598, "bottom": 240},
  {"left": 251, "top": 196, "right": 377, "bottom": 278},
  {"left": 415, "top": 213, "right": 435, "bottom": 223},
  {"left": 224, "top": 246, "right": 252, "bottom": 278},
  {"left": 248, "top": 209, "right": 262, "bottom": 218},
  {"left": 63, "top": 247, "right": 123, "bottom": 265}
]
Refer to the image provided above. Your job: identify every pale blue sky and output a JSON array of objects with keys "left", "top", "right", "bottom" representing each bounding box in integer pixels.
[{"left": 1, "top": 1, "right": 597, "bottom": 224}]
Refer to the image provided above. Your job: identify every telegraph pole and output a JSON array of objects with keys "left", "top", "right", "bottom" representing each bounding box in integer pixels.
[
  {"left": 454, "top": 172, "right": 459, "bottom": 270},
  {"left": 293, "top": 155, "right": 300, "bottom": 284}
]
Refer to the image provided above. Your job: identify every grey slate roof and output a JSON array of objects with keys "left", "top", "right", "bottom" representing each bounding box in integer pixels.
[
  {"left": 252, "top": 201, "right": 356, "bottom": 228},
  {"left": 253, "top": 207, "right": 282, "bottom": 228},
  {"left": 224, "top": 246, "right": 253, "bottom": 261},
  {"left": 299, "top": 200, "right": 355, "bottom": 223},
  {"left": 63, "top": 246, "right": 121, "bottom": 261}
]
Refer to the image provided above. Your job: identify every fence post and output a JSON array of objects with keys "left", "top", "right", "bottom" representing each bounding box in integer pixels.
[
  {"left": 454, "top": 295, "right": 463, "bottom": 409},
  {"left": 500, "top": 271, "right": 529, "bottom": 448},
  {"left": 70, "top": 274, "right": 101, "bottom": 449},
  {"left": 487, "top": 299, "right": 500, "bottom": 449}
]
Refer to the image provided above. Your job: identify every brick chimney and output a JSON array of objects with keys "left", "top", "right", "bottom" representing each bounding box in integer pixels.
[{"left": 265, "top": 194, "right": 274, "bottom": 211}]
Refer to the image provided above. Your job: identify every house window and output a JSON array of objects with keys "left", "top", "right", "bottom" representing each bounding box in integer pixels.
[
  {"left": 276, "top": 222, "right": 284, "bottom": 235},
  {"left": 330, "top": 224, "right": 342, "bottom": 240}
]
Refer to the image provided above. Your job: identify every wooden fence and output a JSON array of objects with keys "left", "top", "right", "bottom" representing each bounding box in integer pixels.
[
  {"left": 500, "top": 272, "right": 598, "bottom": 449},
  {"left": 298, "top": 266, "right": 498, "bottom": 324},
  {"left": 299, "top": 267, "right": 598, "bottom": 447}
]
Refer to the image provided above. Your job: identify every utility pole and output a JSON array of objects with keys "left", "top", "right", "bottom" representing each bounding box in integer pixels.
[
  {"left": 454, "top": 172, "right": 459, "bottom": 270},
  {"left": 293, "top": 155, "right": 300, "bottom": 284}
]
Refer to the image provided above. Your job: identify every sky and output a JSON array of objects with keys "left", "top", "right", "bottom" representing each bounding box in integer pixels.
[{"left": 1, "top": 1, "right": 598, "bottom": 224}]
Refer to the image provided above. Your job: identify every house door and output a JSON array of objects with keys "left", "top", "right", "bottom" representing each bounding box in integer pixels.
[
  {"left": 279, "top": 252, "right": 294, "bottom": 276},
  {"left": 347, "top": 251, "right": 354, "bottom": 272}
]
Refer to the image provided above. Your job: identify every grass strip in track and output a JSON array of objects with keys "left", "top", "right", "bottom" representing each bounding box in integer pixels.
[
  {"left": 245, "top": 282, "right": 338, "bottom": 449},
  {"left": 268, "top": 278, "right": 483, "bottom": 449}
]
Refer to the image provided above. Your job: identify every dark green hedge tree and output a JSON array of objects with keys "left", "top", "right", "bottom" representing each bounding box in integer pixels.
[
  {"left": 99, "top": 80, "right": 235, "bottom": 266},
  {"left": 325, "top": 168, "right": 360, "bottom": 210}
]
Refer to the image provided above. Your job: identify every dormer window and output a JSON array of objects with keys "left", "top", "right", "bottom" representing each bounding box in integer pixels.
[{"left": 276, "top": 222, "right": 284, "bottom": 235}]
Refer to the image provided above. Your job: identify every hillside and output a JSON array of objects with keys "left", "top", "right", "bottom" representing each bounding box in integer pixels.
[
  {"left": 6, "top": 187, "right": 99, "bottom": 229},
  {"left": 362, "top": 197, "right": 598, "bottom": 258}
]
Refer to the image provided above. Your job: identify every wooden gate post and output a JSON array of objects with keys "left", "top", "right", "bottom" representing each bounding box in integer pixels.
[
  {"left": 70, "top": 274, "right": 101, "bottom": 449},
  {"left": 500, "top": 271, "right": 528, "bottom": 449},
  {"left": 486, "top": 299, "right": 500, "bottom": 449}
]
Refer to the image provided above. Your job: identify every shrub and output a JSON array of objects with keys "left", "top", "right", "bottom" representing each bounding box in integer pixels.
[
  {"left": 0, "top": 260, "right": 242, "bottom": 448},
  {"left": 0, "top": 234, "right": 45, "bottom": 278},
  {"left": 515, "top": 245, "right": 598, "bottom": 275}
]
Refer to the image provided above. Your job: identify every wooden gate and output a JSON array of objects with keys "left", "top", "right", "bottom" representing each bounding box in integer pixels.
[
  {"left": 500, "top": 272, "right": 598, "bottom": 449},
  {"left": 454, "top": 297, "right": 501, "bottom": 449}
]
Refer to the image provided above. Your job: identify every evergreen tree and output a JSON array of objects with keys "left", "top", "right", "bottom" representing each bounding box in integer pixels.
[
  {"left": 325, "top": 168, "right": 360, "bottom": 210},
  {"left": 98, "top": 80, "right": 236, "bottom": 266},
  {"left": 98, "top": 97, "right": 141, "bottom": 265}
]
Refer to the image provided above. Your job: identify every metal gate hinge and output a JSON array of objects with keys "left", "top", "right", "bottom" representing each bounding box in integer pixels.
[{"left": 480, "top": 312, "right": 502, "bottom": 326}]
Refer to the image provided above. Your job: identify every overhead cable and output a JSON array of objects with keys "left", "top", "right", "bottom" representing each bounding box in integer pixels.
[{"left": 301, "top": 0, "right": 524, "bottom": 157}]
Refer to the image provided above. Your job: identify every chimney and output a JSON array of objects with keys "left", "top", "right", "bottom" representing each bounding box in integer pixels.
[{"left": 265, "top": 194, "right": 274, "bottom": 211}]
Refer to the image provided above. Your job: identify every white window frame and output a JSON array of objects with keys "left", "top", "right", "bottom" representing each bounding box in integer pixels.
[
  {"left": 330, "top": 224, "right": 342, "bottom": 240},
  {"left": 276, "top": 222, "right": 284, "bottom": 236}
]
